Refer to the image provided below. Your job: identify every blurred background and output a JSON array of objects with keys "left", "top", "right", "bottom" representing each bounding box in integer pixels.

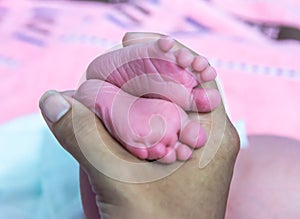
[{"left": 0, "top": 0, "right": 299, "bottom": 218}]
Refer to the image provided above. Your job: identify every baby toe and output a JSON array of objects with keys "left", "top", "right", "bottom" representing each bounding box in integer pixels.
[
  {"left": 126, "top": 145, "right": 149, "bottom": 160},
  {"left": 157, "top": 37, "right": 175, "bottom": 53},
  {"left": 158, "top": 147, "right": 176, "bottom": 164},
  {"left": 176, "top": 143, "right": 193, "bottom": 161},
  {"left": 191, "top": 88, "right": 222, "bottom": 112},
  {"left": 179, "top": 120, "right": 207, "bottom": 148},
  {"left": 201, "top": 66, "right": 217, "bottom": 82},
  {"left": 147, "top": 143, "right": 167, "bottom": 160},
  {"left": 192, "top": 56, "right": 210, "bottom": 72},
  {"left": 176, "top": 48, "right": 194, "bottom": 68}
]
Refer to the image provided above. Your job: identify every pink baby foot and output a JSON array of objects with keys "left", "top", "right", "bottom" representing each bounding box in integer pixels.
[
  {"left": 75, "top": 80, "right": 207, "bottom": 163},
  {"left": 86, "top": 36, "right": 221, "bottom": 112}
]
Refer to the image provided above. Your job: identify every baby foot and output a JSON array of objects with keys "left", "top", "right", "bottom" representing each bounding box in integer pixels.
[
  {"left": 86, "top": 36, "right": 221, "bottom": 112},
  {"left": 75, "top": 79, "right": 207, "bottom": 163}
]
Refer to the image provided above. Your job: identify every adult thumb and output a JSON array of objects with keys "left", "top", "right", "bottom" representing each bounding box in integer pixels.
[
  {"left": 38, "top": 90, "right": 181, "bottom": 183},
  {"left": 38, "top": 90, "right": 123, "bottom": 174}
]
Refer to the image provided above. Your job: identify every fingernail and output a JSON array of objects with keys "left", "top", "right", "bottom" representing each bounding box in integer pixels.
[{"left": 39, "top": 90, "right": 71, "bottom": 123}]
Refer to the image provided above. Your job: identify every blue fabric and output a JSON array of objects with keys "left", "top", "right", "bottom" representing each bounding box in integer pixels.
[{"left": 0, "top": 113, "right": 84, "bottom": 219}]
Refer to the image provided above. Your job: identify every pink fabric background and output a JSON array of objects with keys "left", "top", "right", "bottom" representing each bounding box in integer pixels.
[{"left": 1, "top": 0, "right": 299, "bottom": 141}]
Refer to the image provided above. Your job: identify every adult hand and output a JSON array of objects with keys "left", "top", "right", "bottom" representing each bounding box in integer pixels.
[{"left": 39, "top": 32, "right": 239, "bottom": 219}]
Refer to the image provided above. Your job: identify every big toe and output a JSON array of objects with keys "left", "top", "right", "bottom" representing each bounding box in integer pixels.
[
  {"left": 122, "top": 32, "right": 163, "bottom": 47},
  {"left": 126, "top": 145, "right": 149, "bottom": 160}
]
